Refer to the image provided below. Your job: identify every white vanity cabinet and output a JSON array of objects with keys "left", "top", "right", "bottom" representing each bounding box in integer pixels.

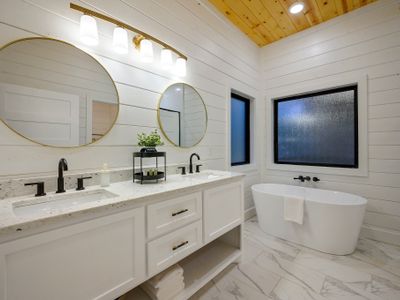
[
  {"left": 0, "top": 207, "right": 146, "bottom": 300},
  {"left": 0, "top": 174, "right": 244, "bottom": 300},
  {"left": 203, "top": 182, "right": 243, "bottom": 243}
]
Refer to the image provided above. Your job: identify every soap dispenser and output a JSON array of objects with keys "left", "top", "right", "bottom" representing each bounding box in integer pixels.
[{"left": 100, "top": 163, "right": 110, "bottom": 187}]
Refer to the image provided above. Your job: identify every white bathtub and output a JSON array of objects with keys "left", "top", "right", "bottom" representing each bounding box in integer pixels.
[{"left": 251, "top": 184, "right": 367, "bottom": 255}]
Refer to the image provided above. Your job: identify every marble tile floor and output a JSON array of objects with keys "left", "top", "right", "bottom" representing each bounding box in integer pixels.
[{"left": 190, "top": 217, "right": 400, "bottom": 300}]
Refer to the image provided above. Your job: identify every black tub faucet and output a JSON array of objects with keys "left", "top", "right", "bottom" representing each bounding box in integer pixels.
[
  {"left": 294, "top": 175, "right": 310, "bottom": 182},
  {"left": 56, "top": 158, "right": 68, "bottom": 193},
  {"left": 189, "top": 153, "right": 200, "bottom": 174}
]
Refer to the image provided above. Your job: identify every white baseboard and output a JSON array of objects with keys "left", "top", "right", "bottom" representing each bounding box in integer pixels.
[{"left": 244, "top": 206, "right": 256, "bottom": 220}]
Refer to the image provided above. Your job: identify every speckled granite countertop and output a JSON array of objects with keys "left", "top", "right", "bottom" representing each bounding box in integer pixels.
[{"left": 0, "top": 170, "right": 244, "bottom": 243}]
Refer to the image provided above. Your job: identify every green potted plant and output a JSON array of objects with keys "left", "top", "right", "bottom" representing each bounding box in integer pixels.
[{"left": 137, "top": 129, "right": 164, "bottom": 153}]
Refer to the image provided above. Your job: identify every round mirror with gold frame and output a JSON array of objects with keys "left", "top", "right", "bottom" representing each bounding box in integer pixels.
[
  {"left": 0, "top": 37, "right": 119, "bottom": 147},
  {"left": 158, "top": 83, "right": 207, "bottom": 148}
]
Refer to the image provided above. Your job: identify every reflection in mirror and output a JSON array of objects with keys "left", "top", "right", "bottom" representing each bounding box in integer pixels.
[
  {"left": 158, "top": 83, "right": 207, "bottom": 148},
  {"left": 0, "top": 38, "right": 118, "bottom": 147}
]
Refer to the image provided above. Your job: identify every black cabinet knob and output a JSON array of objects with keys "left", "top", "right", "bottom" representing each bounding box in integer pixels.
[
  {"left": 25, "top": 182, "right": 46, "bottom": 197},
  {"left": 312, "top": 177, "right": 320, "bottom": 182},
  {"left": 76, "top": 177, "right": 92, "bottom": 191}
]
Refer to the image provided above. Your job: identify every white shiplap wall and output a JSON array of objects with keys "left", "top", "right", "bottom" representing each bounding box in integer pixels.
[
  {"left": 261, "top": 0, "right": 400, "bottom": 245},
  {"left": 3, "top": 0, "right": 397, "bottom": 244},
  {"left": 0, "top": 0, "right": 262, "bottom": 212}
]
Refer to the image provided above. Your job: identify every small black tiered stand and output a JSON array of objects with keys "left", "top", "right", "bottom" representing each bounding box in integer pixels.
[{"left": 133, "top": 151, "right": 167, "bottom": 184}]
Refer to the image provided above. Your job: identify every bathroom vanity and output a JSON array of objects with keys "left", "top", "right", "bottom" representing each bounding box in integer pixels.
[{"left": 0, "top": 170, "right": 244, "bottom": 300}]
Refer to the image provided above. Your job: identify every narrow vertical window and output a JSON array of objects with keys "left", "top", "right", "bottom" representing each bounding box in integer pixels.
[{"left": 231, "top": 93, "right": 250, "bottom": 166}]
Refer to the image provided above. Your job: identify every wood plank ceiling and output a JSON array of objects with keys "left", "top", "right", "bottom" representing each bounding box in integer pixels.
[{"left": 208, "top": 0, "right": 377, "bottom": 46}]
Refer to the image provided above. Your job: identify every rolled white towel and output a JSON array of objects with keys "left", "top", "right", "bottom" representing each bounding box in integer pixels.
[
  {"left": 143, "top": 274, "right": 184, "bottom": 293},
  {"left": 284, "top": 195, "right": 304, "bottom": 224},
  {"left": 147, "top": 274, "right": 184, "bottom": 291},
  {"left": 147, "top": 264, "right": 184, "bottom": 289},
  {"left": 141, "top": 281, "right": 185, "bottom": 300}
]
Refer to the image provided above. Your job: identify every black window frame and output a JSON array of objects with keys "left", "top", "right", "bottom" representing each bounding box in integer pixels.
[
  {"left": 273, "top": 85, "right": 359, "bottom": 169},
  {"left": 231, "top": 93, "right": 251, "bottom": 166}
]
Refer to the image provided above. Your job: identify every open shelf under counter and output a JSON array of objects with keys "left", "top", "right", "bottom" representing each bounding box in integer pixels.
[
  {"left": 122, "top": 234, "right": 241, "bottom": 300},
  {"left": 179, "top": 239, "right": 241, "bottom": 299}
]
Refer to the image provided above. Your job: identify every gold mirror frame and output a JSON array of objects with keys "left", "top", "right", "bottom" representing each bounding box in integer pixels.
[
  {"left": 157, "top": 83, "right": 208, "bottom": 148},
  {"left": 0, "top": 37, "right": 120, "bottom": 148}
]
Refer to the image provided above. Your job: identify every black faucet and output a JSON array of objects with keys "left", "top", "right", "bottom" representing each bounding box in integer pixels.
[
  {"left": 189, "top": 153, "right": 200, "bottom": 174},
  {"left": 56, "top": 158, "right": 68, "bottom": 193},
  {"left": 293, "top": 175, "right": 311, "bottom": 182}
]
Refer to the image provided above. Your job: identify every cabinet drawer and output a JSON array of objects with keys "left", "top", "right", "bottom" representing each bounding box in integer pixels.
[
  {"left": 147, "top": 220, "right": 202, "bottom": 276},
  {"left": 147, "top": 192, "right": 202, "bottom": 239},
  {"left": 203, "top": 182, "right": 243, "bottom": 244}
]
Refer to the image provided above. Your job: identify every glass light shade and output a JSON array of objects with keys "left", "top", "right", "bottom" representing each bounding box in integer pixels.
[
  {"left": 160, "top": 48, "right": 173, "bottom": 69},
  {"left": 79, "top": 15, "right": 99, "bottom": 46},
  {"left": 289, "top": 2, "right": 304, "bottom": 14},
  {"left": 113, "top": 27, "right": 128, "bottom": 54},
  {"left": 175, "top": 57, "right": 187, "bottom": 77},
  {"left": 139, "top": 39, "right": 153, "bottom": 63}
]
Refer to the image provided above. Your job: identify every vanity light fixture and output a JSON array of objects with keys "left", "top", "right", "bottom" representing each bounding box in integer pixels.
[
  {"left": 175, "top": 57, "right": 187, "bottom": 77},
  {"left": 133, "top": 36, "right": 154, "bottom": 63},
  {"left": 71, "top": 3, "right": 188, "bottom": 76},
  {"left": 160, "top": 48, "right": 173, "bottom": 69},
  {"left": 79, "top": 14, "right": 99, "bottom": 46},
  {"left": 112, "top": 27, "right": 128, "bottom": 54},
  {"left": 289, "top": 2, "right": 305, "bottom": 14},
  {"left": 140, "top": 39, "right": 153, "bottom": 63}
]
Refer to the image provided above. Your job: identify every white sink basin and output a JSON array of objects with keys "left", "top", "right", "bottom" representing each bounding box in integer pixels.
[
  {"left": 185, "top": 171, "right": 222, "bottom": 180},
  {"left": 13, "top": 189, "right": 118, "bottom": 217}
]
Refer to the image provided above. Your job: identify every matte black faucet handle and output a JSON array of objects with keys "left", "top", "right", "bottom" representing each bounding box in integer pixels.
[
  {"left": 177, "top": 166, "right": 186, "bottom": 175},
  {"left": 76, "top": 177, "right": 92, "bottom": 191},
  {"left": 304, "top": 176, "right": 311, "bottom": 181},
  {"left": 195, "top": 164, "right": 202, "bottom": 173},
  {"left": 25, "top": 182, "right": 46, "bottom": 197},
  {"left": 312, "top": 177, "right": 320, "bottom": 182}
]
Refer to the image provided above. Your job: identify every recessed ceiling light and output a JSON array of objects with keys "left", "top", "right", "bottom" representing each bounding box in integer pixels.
[{"left": 289, "top": 2, "right": 304, "bottom": 14}]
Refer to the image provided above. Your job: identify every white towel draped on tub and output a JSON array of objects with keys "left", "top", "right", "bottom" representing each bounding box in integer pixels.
[{"left": 284, "top": 195, "right": 305, "bottom": 224}]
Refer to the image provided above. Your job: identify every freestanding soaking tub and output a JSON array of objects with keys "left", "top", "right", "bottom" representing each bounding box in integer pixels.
[{"left": 251, "top": 184, "right": 367, "bottom": 255}]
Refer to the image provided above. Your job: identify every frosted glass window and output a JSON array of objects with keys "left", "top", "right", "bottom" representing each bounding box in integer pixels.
[
  {"left": 231, "top": 94, "right": 250, "bottom": 166},
  {"left": 274, "top": 85, "right": 358, "bottom": 168}
]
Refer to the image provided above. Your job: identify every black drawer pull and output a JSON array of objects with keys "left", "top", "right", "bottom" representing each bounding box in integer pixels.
[
  {"left": 172, "top": 209, "right": 188, "bottom": 217},
  {"left": 172, "top": 241, "right": 189, "bottom": 251}
]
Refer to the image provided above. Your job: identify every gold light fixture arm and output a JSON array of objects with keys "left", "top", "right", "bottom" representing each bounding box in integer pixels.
[{"left": 70, "top": 3, "right": 187, "bottom": 60}]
